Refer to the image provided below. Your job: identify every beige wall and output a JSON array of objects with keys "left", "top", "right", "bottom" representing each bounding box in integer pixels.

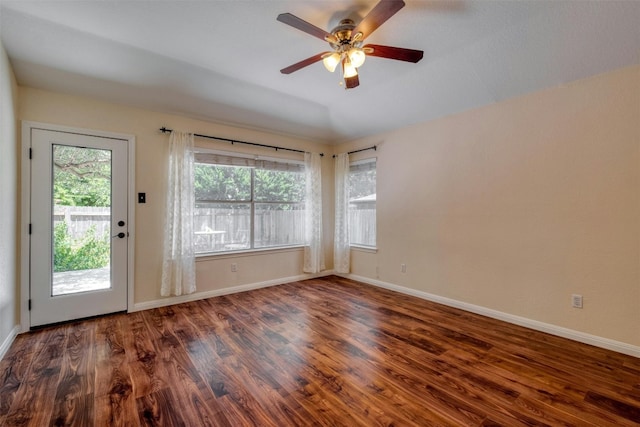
[
  {"left": 14, "top": 65, "right": 639, "bottom": 350},
  {"left": 18, "top": 87, "right": 334, "bottom": 305},
  {"left": 343, "top": 65, "right": 640, "bottom": 347},
  {"left": 0, "top": 40, "right": 19, "bottom": 347}
]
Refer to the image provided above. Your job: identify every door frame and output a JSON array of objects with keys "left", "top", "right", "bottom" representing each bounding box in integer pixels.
[{"left": 20, "top": 121, "right": 136, "bottom": 331}]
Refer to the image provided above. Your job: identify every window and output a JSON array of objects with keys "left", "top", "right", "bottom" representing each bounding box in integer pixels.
[
  {"left": 349, "top": 159, "right": 376, "bottom": 247},
  {"left": 194, "top": 152, "right": 305, "bottom": 253}
]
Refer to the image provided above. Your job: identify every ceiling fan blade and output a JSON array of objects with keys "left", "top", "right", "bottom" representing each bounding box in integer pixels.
[
  {"left": 364, "top": 44, "right": 424, "bottom": 63},
  {"left": 277, "top": 13, "right": 335, "bottom": 42},
  {"left": 280, "top": 52, "right": 329, "bottom": 74},
  {"left": 344, "top": 74, "right": 360, "bottom": 89},
  {"left": 352, "top": 0, "right": 406, "bottom": 40}
]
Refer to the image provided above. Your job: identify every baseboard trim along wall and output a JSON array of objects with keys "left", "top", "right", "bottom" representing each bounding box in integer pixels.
[
  {"left": 342, "top": 274, "right": 640, "bottom": 359},
  {"left": 9, "top": 272, "right": 635, "bottom": 360},
  {"left": 0, "top": 326, "right": 20, "bottom": 361},
  {"left": 134, "top": 271, "right": 639, "bottom": 358},
  {"left": 132, "top": 271, "right": 334, "bottom": 312}
]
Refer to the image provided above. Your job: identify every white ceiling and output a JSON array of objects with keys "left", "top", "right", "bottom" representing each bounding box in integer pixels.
[{"left": 1, "top": 0, "right": 639, "bottom": 143}]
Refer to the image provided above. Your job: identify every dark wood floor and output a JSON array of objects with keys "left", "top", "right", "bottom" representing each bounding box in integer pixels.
[{"left": 1, "top": 276, "right": 639, "bottom": 426}]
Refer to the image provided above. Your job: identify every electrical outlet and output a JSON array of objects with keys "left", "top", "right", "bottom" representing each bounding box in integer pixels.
[
  {"left": 401, "top": 263, "right": 407, "bottom": 273},
  {"left": 572, "top": 294, "right": 583, "bottom": 309},
  {"left": 231, "top": 263, "right": 237, "bottom": 272}
]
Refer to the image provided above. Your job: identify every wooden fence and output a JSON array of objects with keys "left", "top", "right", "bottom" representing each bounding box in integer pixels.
[
  {"left": 349, "top": 209, "right": 376, "bottom": 247},
  {"left": 52, "top": 205, "right": 376, "bottom": 250},
  {"left": 194, "top": 207, "right": 305, "bottom": 252},
  {"left": 53, "top": 205, "right": 110, "bottom": 240}
]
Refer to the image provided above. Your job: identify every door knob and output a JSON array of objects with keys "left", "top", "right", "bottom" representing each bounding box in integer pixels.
[
  {"left": 118, "top": 220, "right": 125, "bottom": 227},
  {"left": 112, "top": 232, "right": 126, "bottom": 239}
]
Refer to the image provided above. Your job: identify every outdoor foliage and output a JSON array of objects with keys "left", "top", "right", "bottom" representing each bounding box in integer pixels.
[
  {"left": 255, "top": 169, "right": 305, "bottom": 202},
  {"left": 195, "top": 164, "right": 305, "bottom": 204},
  {"left": 195, "top": 164, "right": 251, "bottom": 201},
  {"left": 54, "top": 223, "right": 110, "bottom": 272},
  {"left": 53, "top": 145, "right": 111, "bottom": 206},
  {"left": 348, "top": 168, "right": 376, "bottom": 199},
  {"left": 53, "top": 145, "right": 112, "bottom": 272}
]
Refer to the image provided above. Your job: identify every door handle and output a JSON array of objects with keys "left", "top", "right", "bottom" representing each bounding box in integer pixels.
[{"left": 112, "top": 232, "right": 126, "bottom": 239}]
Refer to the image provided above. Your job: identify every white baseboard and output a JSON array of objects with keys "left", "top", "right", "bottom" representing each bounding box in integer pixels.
[
  {"left": 0, "top": 326, "right": 21, "bottom": 361},
  {"left": 132, "top": 271, "right": 334, "bottom": 312},
  {"left": 342, "top": 274, "right": 640, "bottom": 359}
]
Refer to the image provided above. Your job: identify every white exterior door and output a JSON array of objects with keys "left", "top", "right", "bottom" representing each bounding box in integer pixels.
[{"left": 29, "top": 128, "right": 129, "bottom": 327}]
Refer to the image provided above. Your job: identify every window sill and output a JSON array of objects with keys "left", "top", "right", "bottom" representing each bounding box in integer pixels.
[
  {"left": 350, "top": 245, "right": 378, "bottom": 254},
  {"left": 196, "top": 245, "right": 304, "bottom": 261}
]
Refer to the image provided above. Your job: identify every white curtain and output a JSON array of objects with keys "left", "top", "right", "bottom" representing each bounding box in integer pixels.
[
  {"left": 303, "top": 152, "right": 325, "bottom": 273},
  {"left": 334, "top": 153, "right": 350, "bottom": 273},
  {"left": 161, "top": 131, "right": 196, "bottom": 296}
]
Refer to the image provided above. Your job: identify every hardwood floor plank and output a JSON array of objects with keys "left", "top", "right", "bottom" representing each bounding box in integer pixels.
[
  {"left": 50, "top": 320, "right": 96, "bottom": 426},
  {"left": 585, "top": 391, "right": 640, "bottom": 424},
  {"left": 2, "top": 326, "right": 68, "bottom": 426},
  {"left": 1, "top": 276, "right": 639, "bottom": 426},
  {"left": 0, "top": 329, "right": 49, "bottom": 419},
  {"left": 94, "top": 315, "right": 138, "bottom": 426},
  {"left": 136, "top": 388, "right": 185, "bottom": 426},
  {"left": 207, "top": 300, "right": 346, "bottom": 425},
  {"left": 124, "top": 312, "right": 167, "bottom": 398},
  {"left": 153, "top": 309, "right": 228, "bottom": 426},
  {"left": 476, "top": 348, "right": 640, "bottom": 425},
  {"left": 245, "top": 285, "right": 516, "bottom": 426}
]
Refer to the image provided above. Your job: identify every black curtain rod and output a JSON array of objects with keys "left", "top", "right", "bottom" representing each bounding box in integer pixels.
[
  {"left": 159, "top": 127, "right": 323, "bottom": 157},
  {"left": 332, "top": 145, "right": 377, "bottom": 158}
]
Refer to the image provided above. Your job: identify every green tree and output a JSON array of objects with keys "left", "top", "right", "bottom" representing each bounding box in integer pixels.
[
  {"left": 348, "top": 169, "right": 376, "bottom": 199},
  {"left": 54, "top": 223, "right": 110, "bottom": 272},
  {"left": 53, "top": 145, "right": 111, "bottom": 206},
  {"left": 194, "top": 164, "right": 305, "bottom": 203},
  {"left": 255, "top": 169, "right": 305, "bottom": 202},
  {"left": 195, "top": 164, "right": 251, "bottom": 201}
]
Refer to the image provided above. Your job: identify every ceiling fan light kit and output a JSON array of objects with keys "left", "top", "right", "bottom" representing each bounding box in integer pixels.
[{"left": 277, "top": 0, "right": 423, "bottom": 89}]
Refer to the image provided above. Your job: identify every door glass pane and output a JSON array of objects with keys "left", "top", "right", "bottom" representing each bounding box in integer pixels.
[{"left": 52, "top": 145, "right": 112, "bottom": 296}]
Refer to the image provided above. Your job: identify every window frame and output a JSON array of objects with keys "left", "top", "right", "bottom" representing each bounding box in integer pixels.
[{"left": 193, "top": 149, "right": 306, "bottom": 256}]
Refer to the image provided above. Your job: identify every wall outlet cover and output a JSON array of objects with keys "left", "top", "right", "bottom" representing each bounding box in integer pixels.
[{"left": 572, "top": 294, "right": 583, "bottom": 309}]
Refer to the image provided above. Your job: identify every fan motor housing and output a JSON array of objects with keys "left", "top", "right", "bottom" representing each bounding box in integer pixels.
[{"left": 330, "top": 19, "right": 357, "bottom": 48}]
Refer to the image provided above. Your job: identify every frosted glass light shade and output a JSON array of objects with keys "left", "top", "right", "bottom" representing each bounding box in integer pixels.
[
  {"left": 322, "top": 52, "right": 341, "bottom": 72},
  {"left": 343, "top": 60, "right": 358, "bottom": 78},
  {"left": 348, "top": 48, "right": 366, "bottom": 68}
]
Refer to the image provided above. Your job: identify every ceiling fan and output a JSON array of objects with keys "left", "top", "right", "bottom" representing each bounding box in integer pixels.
[{"left": 277, "top": 0, "right": 423, "bottom": 89}]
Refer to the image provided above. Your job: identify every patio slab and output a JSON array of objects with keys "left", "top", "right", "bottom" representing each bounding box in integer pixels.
[{"left": 53, "top": 266, "right": 110, "bottom": 296}]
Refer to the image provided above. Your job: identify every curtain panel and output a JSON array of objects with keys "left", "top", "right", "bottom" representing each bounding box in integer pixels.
[
  {"left": 303, "top": 152, "right": 325, "bottom": 273},
  {"left": 161, "top": 130, "right": 196, "bottom": 296},
  {"left": 334, "top": 153, "right": 350, "bottom": 273}
]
